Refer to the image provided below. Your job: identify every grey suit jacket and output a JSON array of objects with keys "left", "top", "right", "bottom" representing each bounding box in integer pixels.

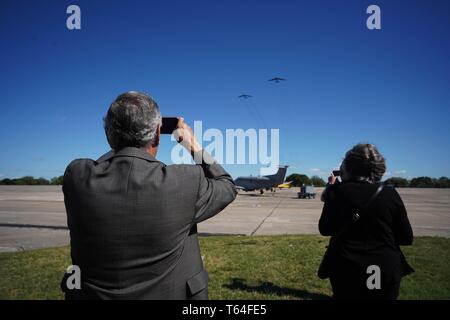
[{"left": 61, "top": 147, "right": 236, "bottom": 299}]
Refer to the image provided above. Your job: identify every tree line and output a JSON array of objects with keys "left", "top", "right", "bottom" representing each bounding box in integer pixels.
[
  {"left": 0, "top": 176, "right": 64, "bottom": 185},
  {"left": 1, "top": 174, "right": 449, "bottom": 188},
  {"left": 285, "top": 174, "right": 450, "bottom": 188},
  {"left": 285, "top": 174, "right": 327, "bottom": 187},
  {"left": 383, "top": 176, "right": 450, "bottom": 188}
]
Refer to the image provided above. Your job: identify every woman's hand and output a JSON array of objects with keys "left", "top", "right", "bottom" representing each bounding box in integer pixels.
[{"left": 328, "top": 174, "right": 337, "bottom": 185}]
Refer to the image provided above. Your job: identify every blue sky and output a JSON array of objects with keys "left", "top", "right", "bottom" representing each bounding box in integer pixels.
[{"left": 0, "top": 0, "right": 449, "bottom": 180}]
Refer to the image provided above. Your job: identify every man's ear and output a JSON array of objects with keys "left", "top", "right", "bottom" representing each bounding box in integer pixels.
[{"left": 153, "top": 125, "right": 161, "bottom": 147}]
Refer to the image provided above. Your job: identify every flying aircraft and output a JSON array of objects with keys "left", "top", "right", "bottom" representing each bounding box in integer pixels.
[
  {"left": 238, "top": 94, "right": 253, "bottom": 99},
  {"left": 268, "top": 77, "right": 286, "bottom": 83},
  {"left": 234, "top": 166, "right": 289, "bottom": 194}
]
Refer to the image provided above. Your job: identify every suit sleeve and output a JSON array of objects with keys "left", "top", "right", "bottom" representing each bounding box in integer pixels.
[
  {"left": 193, "top": 150, "right": 237, "bottom": 224},
  {"left": 391, "top": 188, "right": 414, "bottom": 245}
]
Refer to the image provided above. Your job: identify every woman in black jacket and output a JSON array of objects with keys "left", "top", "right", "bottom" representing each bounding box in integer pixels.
[{"left": 318, "top": 143, "right": 414, "bottom": 300}]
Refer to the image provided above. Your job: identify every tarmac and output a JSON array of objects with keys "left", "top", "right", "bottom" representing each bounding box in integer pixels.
[{"left": 0, "top": 185, "right": 449, "bottom": 252}]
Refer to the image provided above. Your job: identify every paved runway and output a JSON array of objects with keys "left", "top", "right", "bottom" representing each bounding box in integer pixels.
[{"left": 0, "top": 186, "right": 449, "bottom": 252}]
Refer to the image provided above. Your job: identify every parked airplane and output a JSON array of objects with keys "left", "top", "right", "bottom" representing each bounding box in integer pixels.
[
  {"left": 234, "top": 166, "right": 288, "bottom": 194},
  {"left": 277, "top": 181, "right": 293, "bottom": 189}
]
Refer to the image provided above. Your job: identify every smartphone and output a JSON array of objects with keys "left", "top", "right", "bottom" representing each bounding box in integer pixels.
[
  {"left": 332, "top": 170, "right": 341, "bottom": 176},
  {"left": 161, "top": 117, "right": 178, "bottom": 134}
]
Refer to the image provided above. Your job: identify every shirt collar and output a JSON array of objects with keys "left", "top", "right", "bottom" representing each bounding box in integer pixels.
[{"left": 96, "top": 147, "right": 159, "bottom": 163}]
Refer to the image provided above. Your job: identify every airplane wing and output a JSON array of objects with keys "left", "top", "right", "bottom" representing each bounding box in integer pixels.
[{"left": 269, "top": 77, "right": 286, "bottom": 82}]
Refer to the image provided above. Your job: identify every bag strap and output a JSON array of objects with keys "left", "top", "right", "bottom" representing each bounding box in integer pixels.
[
  {"left": 329, "top": 182, "right": 384, "bottom": 244},
  {"left": 361, "top": 183, "right": 384, "bottom": 210}
]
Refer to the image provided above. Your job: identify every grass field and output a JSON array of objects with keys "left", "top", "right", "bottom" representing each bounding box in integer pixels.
[{"left": 0, "top": 235, "right": 449, "bottom": 300}]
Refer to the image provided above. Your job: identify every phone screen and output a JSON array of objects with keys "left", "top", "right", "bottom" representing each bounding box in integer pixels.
[
  {"left": 161, "top": 117, "right": 178, "bottom": 134},
  {"left": 332, "top": 170, "right": 341, "bottom": 176}
]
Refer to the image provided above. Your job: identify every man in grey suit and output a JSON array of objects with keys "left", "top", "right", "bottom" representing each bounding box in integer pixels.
[{"left": 61, "top": 91, "right": 237, "bottom": 299}]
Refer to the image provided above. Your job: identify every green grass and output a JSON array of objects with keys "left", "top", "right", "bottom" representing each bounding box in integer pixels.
[{"left": 0, "top": 235, "right": 449, "bottom": 300}]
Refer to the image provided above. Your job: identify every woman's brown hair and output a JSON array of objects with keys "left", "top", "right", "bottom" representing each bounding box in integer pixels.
[{"left": 343, "top": 143, "right": 386, "bottom": 182}]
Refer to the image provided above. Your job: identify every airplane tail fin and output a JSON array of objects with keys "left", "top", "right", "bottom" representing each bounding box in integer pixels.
[{"left": 266, "top": 166, "right": 288, "bottom": 185}]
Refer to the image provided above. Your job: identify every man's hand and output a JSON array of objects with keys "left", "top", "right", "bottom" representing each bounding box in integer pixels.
[{"left": 173, "top": 117, "right": 202, "bottom": 153}]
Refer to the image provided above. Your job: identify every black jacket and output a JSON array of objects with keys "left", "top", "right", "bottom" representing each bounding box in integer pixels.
[
  {"left": 319, "top": 181, "right": 413, "bottom": 283},
  {"left": 61, "top": 147, "right": 237, "bottom": 299}
]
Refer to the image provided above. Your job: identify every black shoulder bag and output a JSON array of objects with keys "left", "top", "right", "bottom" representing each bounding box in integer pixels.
[{"left": 317, "top": 183, "right": 384, "bottom": 279}]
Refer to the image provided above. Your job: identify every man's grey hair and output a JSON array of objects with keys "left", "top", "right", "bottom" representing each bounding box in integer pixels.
[{"left": 104, "top": 91, "right": 162, "bottom": 150}]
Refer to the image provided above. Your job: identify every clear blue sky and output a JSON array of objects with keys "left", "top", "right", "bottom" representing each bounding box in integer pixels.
[{"left": 1, "top": 0, "right": 449, "bottom": 180}]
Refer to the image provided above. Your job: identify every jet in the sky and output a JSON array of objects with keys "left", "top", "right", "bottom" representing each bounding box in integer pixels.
[
  {"left": 234, "top": 166, "right": 289, "bottom": 194},
  {"left": 238, "top": 94, "right": 253, "bottom": 99},
  {"left": 268, "top": 77, "right": 286, "bottom": 83}
]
